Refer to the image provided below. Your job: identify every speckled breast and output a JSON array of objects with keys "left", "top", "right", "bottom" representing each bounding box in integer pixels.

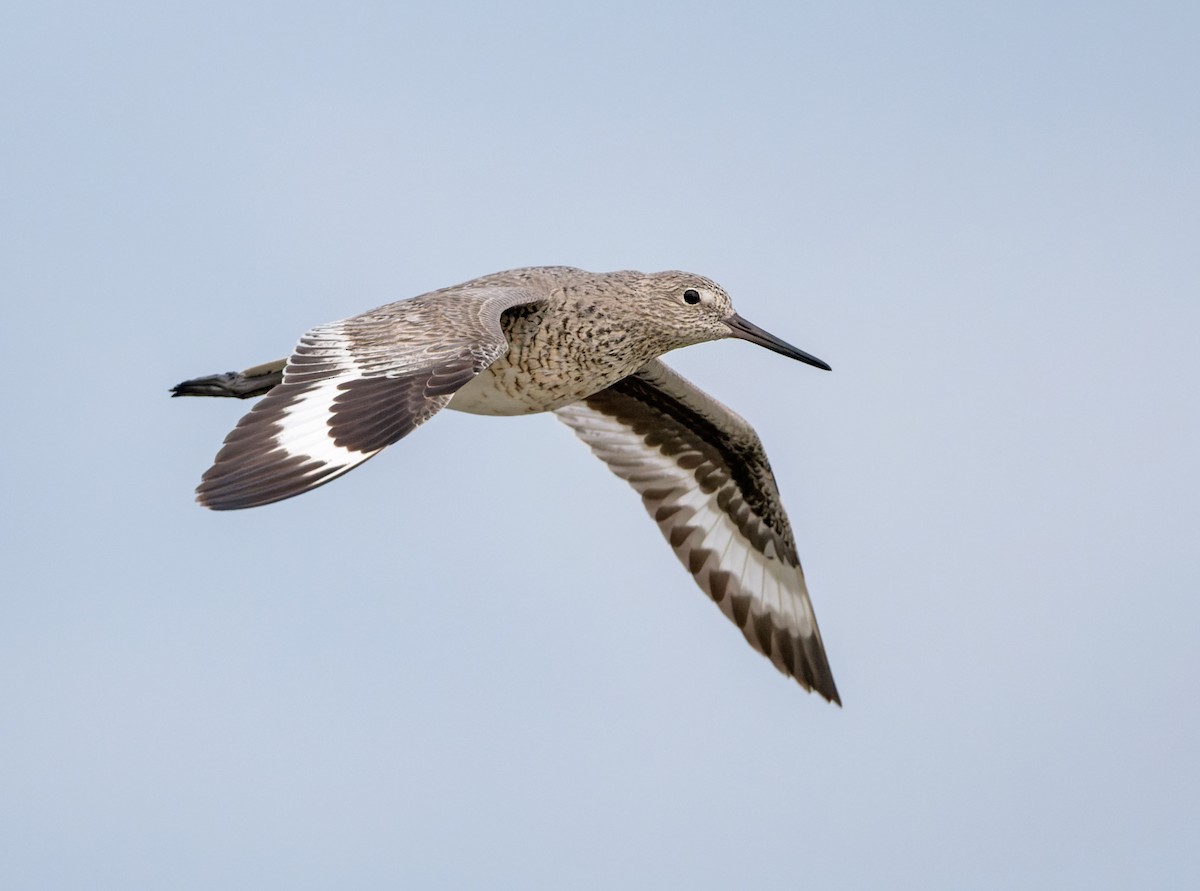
[{"left": 447, "top": 300, "right": 653, "bottom": 416}]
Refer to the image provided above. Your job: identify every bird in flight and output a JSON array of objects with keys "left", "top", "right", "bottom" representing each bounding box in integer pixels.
[{"left": 173, "top": 266, "right": 840, "bottom": 703}]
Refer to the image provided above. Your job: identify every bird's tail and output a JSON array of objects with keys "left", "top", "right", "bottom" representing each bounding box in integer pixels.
[{"left": 170, "top": 359, "right": 287, "bottom": 399}]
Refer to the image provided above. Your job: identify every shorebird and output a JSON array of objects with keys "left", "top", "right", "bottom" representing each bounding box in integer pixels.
[{"left": 173, "top": 266, "right": 840, "bottom": 703}]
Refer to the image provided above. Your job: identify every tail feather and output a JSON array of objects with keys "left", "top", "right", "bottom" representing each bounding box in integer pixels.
[{"left": 170, "top": 359, "right": 287, "bottom": 399}]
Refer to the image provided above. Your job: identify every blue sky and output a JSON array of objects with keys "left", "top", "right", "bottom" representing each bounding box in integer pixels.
[{"left": 2, "top": 2, "right": 1197, "bottom": 888}]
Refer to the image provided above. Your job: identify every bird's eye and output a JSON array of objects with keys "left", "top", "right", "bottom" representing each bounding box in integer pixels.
[{"left": 683, "top": 288, "right": 701, "bottom": 305}]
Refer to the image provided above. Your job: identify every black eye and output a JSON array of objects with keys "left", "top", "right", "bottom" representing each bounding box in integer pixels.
[{"left": 683, "top": 288, "right": 701, "bottom": 305}]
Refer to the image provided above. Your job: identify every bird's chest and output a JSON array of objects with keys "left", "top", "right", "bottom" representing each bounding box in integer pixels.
[{"left": 447, "top": 304, "right": 660, "bottom": 416}]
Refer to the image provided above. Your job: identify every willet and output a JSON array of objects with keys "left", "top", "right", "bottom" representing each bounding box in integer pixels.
[{"left": 173, "top": 266, "right": 840, "bottom": 703}]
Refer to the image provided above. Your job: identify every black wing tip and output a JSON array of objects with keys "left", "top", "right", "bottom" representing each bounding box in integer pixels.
[
  {"left": 195, "top": 487, "right": 251, "bottom": 511},
  {"left": 779, "top": 630, "right": 841, "bottom": 705},
  {"left": 194, "top": 448, "right": 360, "bottom": 511},
  {"left": 195, "top": 482, "right": 298, "bottom": 511},
  {"left": 785, "top": 659, "right": 841, "bottom": 705},
  {"left": 803, "top": 650, "right": 841, "bottom": 706},
  {"left": 196, "top": 498, "right": 272, "bottom": 511},
  {"left": 195, "top": 475, "right": 303, "bottom": 511},
  {"left": 816, "top": 679, "right": 843, "bottom": 707},
  {"left": 195, "top": 482, "right": 257, "bottom": 511}
]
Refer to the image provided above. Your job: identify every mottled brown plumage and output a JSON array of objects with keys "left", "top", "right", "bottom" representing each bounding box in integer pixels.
[{"left": 173, "top": 266, "right": 840, "bottom": 702}]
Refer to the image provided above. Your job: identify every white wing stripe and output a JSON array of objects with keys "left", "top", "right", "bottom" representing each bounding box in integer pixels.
[{"left": 554, "top": 363, "right": 838, "bottom": 701}]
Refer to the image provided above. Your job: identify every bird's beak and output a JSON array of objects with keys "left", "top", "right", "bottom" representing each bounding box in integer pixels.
[{"left": 725, "top": 314, "right": 831, "bottom": 371}]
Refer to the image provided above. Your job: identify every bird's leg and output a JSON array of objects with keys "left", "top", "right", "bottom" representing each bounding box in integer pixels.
[{"left": 170, "top": 358, "right": 287, "bottom": 399}]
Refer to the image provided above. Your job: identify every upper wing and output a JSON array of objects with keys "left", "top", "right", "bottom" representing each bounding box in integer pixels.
[
  {"left": 196, "top": 286, "right": 543, "bottom": 510},
  {"left": 554, "top": 359, "right": 839, "bottom": 702}
]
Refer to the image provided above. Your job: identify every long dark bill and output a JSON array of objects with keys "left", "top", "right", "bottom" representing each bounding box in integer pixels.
[{"left": 725, "top": 314, "right": 831, "bottom": 371}]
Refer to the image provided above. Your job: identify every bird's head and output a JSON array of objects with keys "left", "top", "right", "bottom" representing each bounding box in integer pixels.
[{"left": 638, "top": 270, "right": 831, "bottom": 371}]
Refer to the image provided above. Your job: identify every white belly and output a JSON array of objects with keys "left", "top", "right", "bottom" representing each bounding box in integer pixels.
[
  {"left": 447, "top": 352, "right": 641, "bottom": 416},
  {"left": 447, "top": 371, "right": 545, "bottom": 416},
  {"left": 446, "top": 364, "right": 594, "bottom": 416}
]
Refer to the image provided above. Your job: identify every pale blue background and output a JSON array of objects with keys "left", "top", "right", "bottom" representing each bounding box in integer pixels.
[{"left": 2, "top": 2, "right": 1197, "bottom": 888}]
